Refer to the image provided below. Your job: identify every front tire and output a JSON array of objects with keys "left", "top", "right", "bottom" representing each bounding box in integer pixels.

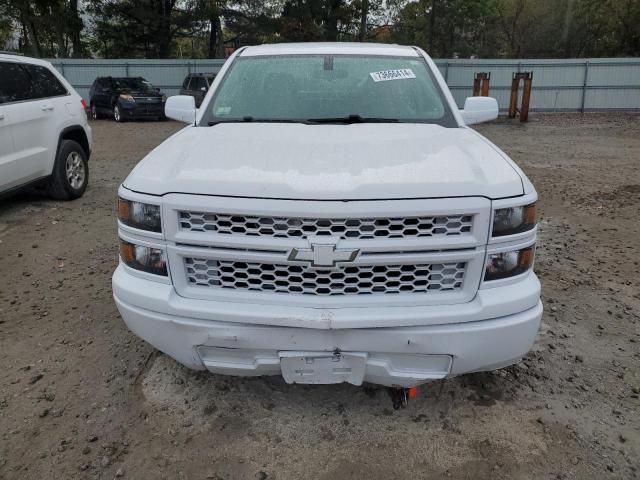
[
  {"left": 90, "top": 103, "right": 100, "bottom": 120},
  {"left": 113, "top": 104, "right": 123, "bottom": 122},
  {"left": 46, "top": 140, "right": 89, "bottom": 200}
]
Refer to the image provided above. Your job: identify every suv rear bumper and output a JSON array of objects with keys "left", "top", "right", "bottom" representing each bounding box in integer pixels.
[{"left": 113, "top": 265, "right": 542, "bottom": 387}]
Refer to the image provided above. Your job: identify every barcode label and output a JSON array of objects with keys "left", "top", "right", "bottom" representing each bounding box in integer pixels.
[{"left": 369, "top": 69, "right": 416, "bottom": 82}]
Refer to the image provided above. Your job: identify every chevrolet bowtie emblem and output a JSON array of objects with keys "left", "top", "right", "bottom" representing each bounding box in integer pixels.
[{"left": 288, "top": 240, "right": 359, "bottom": 268}]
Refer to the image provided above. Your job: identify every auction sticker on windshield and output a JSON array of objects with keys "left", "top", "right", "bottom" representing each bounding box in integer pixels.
[{"left": 369, "top": 69, "right": 416, "bottom": 82}]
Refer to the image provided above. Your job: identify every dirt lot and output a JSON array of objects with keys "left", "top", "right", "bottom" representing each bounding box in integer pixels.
[{"left": 1, "top": 114, "right": 639, "bottom": 480}]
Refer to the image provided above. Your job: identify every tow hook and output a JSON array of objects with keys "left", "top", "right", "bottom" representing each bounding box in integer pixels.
[{"left": 388, "top": 387, "right": 418, "bottom": 409}]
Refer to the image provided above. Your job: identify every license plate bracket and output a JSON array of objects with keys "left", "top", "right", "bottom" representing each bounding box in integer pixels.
[{"left": 279, "top": 351, "right": 367, "bottom": 385}]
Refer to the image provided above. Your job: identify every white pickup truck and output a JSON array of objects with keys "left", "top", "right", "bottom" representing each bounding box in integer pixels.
[{"left": 113, "top": 43, "right": 541, "bottom": 399}]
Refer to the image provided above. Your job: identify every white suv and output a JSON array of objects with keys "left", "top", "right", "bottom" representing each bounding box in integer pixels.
[
  {"left": 0, "top": 54, "right": 91, "bottom": 199},
  {"left": 113, "top": 43, "right": 541, "bottom": 397}
]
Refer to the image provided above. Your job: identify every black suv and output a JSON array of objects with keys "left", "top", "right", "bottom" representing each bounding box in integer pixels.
[
  {"left": 179, "top": 73, "right": 216, "bottom": 107},
  {"left": 89, "top": 77, "right": 166, "bottom": 122}
]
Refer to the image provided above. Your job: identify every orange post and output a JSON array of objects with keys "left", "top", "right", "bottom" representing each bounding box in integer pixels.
[
  {"left": 521, "top": 75, "right": 533, "bottom": 122},
  {"left": 481, "top": 75, "right": 490, "bottom": 96},
  {"left": 473, "top": 75, "right": 481, "bottom": 96},
  {"left": 509, "top": 76, "right": 519, "bottom": 118},
  {"left": 509, "top": 72, "right": 533, "bottom": 122},
  {"left": 473, "top": 72, "right": 490, "bottom": 97}
]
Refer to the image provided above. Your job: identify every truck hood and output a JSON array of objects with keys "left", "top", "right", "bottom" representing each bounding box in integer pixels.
[{"left": 124, "top": 123, "right": 523, "bottom": 200}]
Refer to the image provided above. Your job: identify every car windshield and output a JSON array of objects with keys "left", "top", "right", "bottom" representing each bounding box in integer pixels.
[
  {"left": 113, "top": 78, "right": 155, "bottom": 92},
  {"left": 202, "top": 55, "right": 455, "bottom": 126}
]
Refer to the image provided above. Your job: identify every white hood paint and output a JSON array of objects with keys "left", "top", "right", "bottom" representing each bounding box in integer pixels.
[{"left": 124, "top": 123, "right": 523, "bottom": 200}]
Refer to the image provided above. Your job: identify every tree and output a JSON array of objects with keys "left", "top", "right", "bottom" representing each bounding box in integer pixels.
[
  {"left": 88, "top": 0, "right": 196, "bottom": 58},
  {"left": 279, "top": 0, "right": 353, "bottom": 41},
  {"left": 391, "top": 0, "right": 499, "bottom": 57},
  {"left": 0, "top": 0, "right": 87, "bottom": 57},
  {"left": 222, "top": 0, "right": 283, "bottom": 49},
  {"left": 0, "top": 15, "right": 13, "bottom": 50},
  {"left": 1, "top": 0, "right": 637, "bottom": 58}
]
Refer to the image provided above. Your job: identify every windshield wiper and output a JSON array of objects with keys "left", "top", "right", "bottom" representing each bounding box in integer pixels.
[
  {"left": 208, "top": 115, "right": 401, "bottom": 126},
  {"left": 208, "top": 116, "right": 310, "bottom": 126},
  {"left": 306, "top": 114, "right": 400, "bottom": 124}
]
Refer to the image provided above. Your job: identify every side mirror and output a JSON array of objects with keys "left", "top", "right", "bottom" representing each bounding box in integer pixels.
[
  {"left": 460, "top": 97, "right": 499, "bottom": 125},
  {"left": 165, "top": 95, "right": 197, "bottom": 123}
]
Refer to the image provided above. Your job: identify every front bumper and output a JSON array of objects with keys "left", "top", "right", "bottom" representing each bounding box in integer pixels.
[
  {"left": 120, "top": 102, "right": 164, "bottom": 119},
  {"left": 113, "top": 265, "right": 542, "bottom": 387}
]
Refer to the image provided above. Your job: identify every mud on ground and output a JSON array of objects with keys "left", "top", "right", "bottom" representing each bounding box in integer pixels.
[{"left": 0, "top": 114, "right": 639, "bottom": 479}]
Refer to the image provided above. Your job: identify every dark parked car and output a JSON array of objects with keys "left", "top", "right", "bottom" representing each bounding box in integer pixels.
[
  {"left": 89, "top": 76, "right": 166, "bottom": 122},
  {"left": 179, "top": 73, "right": 216, "bottom": 107}
]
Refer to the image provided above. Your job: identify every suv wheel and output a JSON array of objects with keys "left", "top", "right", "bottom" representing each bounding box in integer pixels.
[
  {"left": 113, "top": 104, "right": 123, "bottom": 122},
  {"left": 47, "top": 140, "right": 89, "bottom": 200},
  {"left": 90, "top": 104, "right": 100, "bottom": 120}
]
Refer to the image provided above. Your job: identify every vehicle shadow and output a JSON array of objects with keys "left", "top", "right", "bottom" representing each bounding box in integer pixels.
[
  {"left": 0, "top": 190, "right": 52, "bottom": 217},
  {"left": 138, "top": 352, "right": 531, "bottom": 422}
]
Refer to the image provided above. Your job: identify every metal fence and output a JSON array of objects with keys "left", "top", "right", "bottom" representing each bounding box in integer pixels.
[{"left": 48, "top": 57, "right": 640, "bottom": 112}]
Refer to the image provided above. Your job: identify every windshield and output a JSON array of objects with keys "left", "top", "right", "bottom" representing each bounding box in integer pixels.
[
  {"left": 201, "top": 55, "right": 455, "bottom": 126},
  {"left": 113, "top": 77, "right": 156, "bottom": 92}
]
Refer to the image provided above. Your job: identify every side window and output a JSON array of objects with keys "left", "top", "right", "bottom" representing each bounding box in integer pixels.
[
  {"left": 183, "top": 76, "right": 191, "bottom": 89},
  {"left": 24, "top": 64, "right": 68, "bottom": 99},
  {"left": 0, "top": 62, "right": 35, "bottom": 103}
]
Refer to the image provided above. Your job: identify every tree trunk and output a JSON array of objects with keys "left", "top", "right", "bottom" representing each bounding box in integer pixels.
[
  {"left": 20, "top": 21, "right": 29, "bottom": 52},
  {"left": 157, "top": 0, "right": 174, "bottom": 58},
  {"left": 324, "top": 0, "right": 341, "bottom": 41},
  {"left": 208, "top": 6, "right": 224, "bottom": 58},
  {"left": 429, "top": 0, "right": 437, "bottom": 54},
  {"left": 52, "top": 7, "right": 67, "bottom": 58},
  {"left": 215, "top": 15, "right": 224, "bottom": 57},
  {"left": 359, "top": 0, "right": 368, "bottom": 41},
  {"left": 22, "top": 13, "right": 41, "bottom": 57},
  {"left": 69, "top": 0, "right": 83, "bottom": 57}
]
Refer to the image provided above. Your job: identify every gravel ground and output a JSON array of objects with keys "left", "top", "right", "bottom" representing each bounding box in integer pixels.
[{"left": 0, "top": 113, "right": 639, "bottom": 480}]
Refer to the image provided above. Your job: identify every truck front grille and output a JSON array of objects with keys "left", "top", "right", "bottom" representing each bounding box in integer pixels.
[
  {"left": 184, "top": 258, "right": 466, "bottom": 296},
  {"left": 178, "top": 212, "right": 473, "bottom": 240}
]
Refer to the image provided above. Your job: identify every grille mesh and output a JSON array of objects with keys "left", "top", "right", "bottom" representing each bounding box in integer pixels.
[
  {"left": 179, "top": 212, "right": 473, "bottom": 240},
  {"left": 185, "top": 258, "right": 466, "bottom": 296}
]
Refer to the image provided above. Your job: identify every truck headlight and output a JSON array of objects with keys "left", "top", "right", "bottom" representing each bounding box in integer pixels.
[
  {"left": 484, "top": 245, "right": 535, "bottom": 281},
  {"left": 118, "top": 198, "right": 161, "bottom": 232},
  {"left": 119, "top": 94, "right": 135, "bottom": 103},
  {"left": 492, "top": 203, "right": 536, "bottom": 237},
  {"left": 119, "top": 240, "right": 167, "bottom": 276}
]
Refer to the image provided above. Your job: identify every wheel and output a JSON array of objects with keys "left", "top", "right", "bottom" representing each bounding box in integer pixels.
[
  {"left": 90, "top": 103, "right": 100, "bottom": 120},
  {"left": 113, "top": 104, "right": 123, "bottom": 122},
  {"left": 46, "top": 140, "right": 89, "bottom": 200}
]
